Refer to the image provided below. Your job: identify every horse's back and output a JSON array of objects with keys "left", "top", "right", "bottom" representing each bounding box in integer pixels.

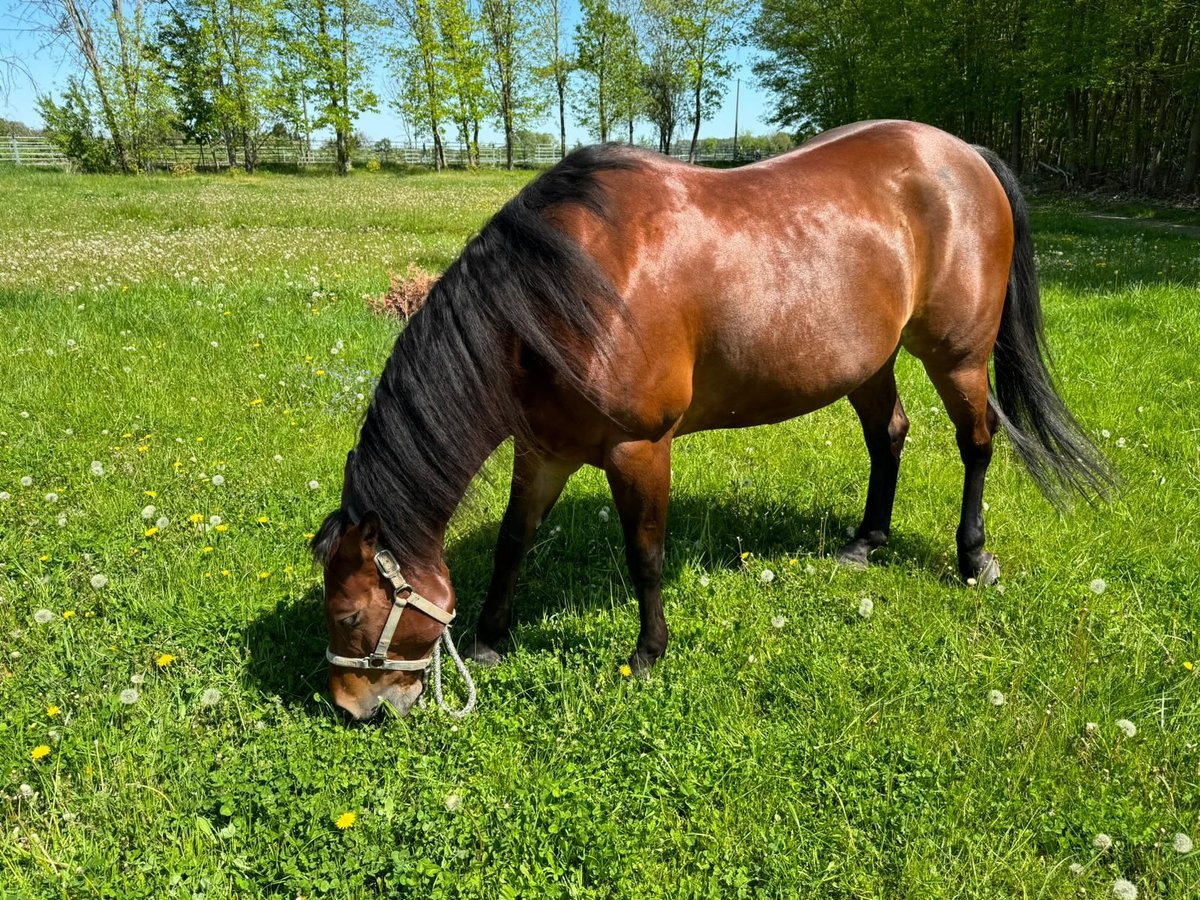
[{"left": 548, "top": 121, "right": 1014, "bottom": 444}]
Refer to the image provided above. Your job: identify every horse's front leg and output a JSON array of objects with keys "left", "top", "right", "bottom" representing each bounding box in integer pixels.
[
  {"left": 604, "top": 436, "right": 672, "bottom": 674},
  {"left": 466, "top": 446, "right": 579, "bottom": 665}
]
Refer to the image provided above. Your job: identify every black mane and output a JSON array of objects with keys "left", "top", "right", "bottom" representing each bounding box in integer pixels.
[{"left": 313, "top": 144, "right": 641, "bottom": 567}]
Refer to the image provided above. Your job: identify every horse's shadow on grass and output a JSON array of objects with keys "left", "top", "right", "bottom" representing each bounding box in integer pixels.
[{"left": 243, "top": 492, "right": 940, "bottom": 707}]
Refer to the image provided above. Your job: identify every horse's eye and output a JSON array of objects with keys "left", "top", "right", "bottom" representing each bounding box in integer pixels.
[{"left": 339, "top": 611, "right": 361, "bottom": 629}]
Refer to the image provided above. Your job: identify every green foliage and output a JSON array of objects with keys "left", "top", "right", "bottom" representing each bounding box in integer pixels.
[
  {"left": 573, "top": 0, "right": 641, "bottom": 142},
  {"left": 2, "top": 167, "right": 1200, "bottom": 897},
  {"left": 36, "top": 79, "right": 115, "bottom": 172},
  {"left": 752, "top": 0, "right": 1200, "bottom": 193}
]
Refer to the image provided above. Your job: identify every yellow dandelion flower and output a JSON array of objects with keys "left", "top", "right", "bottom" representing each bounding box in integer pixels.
[
  {"left": 144, "top": 527, "right": 159, "bottom": 537},
  {"left": 189, "top": 514, "right": 204, "bottom": 524},
  {"left": 335, "top": 811, "right": 357, "bottom": 830},
  {"left": 619, "top": 664, "right": 633, "bottom": 678},
  {"left": 137, "top": 445, "right": 149, "bottom": 454},
  {"left": 221, "top": 569, "right": 232, "bottom": 577},
  {"left": 214, "top": 524, "right": 229, "bottom": 533},
  {"left": 144, "top": 490, "right": 158, "bottom": 498},
  {"left": 304, "top": 532, "right": 315, "bottom": 540},
  {"left": 249, "top": 398, "right": 263, "bottom": 407},
  {"left": 740, "top": 551, "right": 751, "bottom": 560},
  {"left": 47, "top": 705, "right": 60, "bottom": 717},
  {"left": 1186, "top": 661, "right": 1195, "bottom": 672},
  {"left": 284, "top": 565, "right": 294, "bottom": 574},
  {"left": 31, "top": 745, "right": 51, "bottom": 760},
  {"left": 304, "top": 355, "right": 313, "bottom": 363},
  {"left": 155, "top": 653, "right": 175, "bottom": 668},
  {"left": 315, "top": 369, "right": 326, "bottom": 377},
  {"left": 196, "top": 436, "right": 204, "bottom": 443},
  {"left": 202, "top": 546, "right": 214, "bottom": 554},
  {"left": 40, "top": 555, "right": 51, "bottom": 562},
  {"left": 256, "top": 516, "right": 270, "bottom": 524},
  {"left": 62, "top": 610, "right": 75, "bottom": 620},
  {"left": 257, "top": 571, "right": 271, "bottom": 580},
  {"left": 122, "top": 432, "right": 133, "bottom": 439}
]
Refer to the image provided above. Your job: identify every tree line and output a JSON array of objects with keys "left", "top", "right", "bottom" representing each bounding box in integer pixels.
[
  {"left": 752, "top": 0, "right": 1200, "bottom": 194},
  {"left": 28, "top": 0, "right": 746, "bottom": 174}
]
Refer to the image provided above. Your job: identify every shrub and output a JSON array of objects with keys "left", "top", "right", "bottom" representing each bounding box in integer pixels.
[
  {"left": 371, "top": 263, "right": 438, "bottom": 319},
  {"left": 171, "top": 162, "right": 196, "bottom": 177},
  {"left": 366, "top": 158, "right": 381, "bottom": 173}
]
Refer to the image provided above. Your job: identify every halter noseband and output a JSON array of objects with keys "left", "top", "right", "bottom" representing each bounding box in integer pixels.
[{"left": 325, "top": 548, "right": 455, "bottom": 670}]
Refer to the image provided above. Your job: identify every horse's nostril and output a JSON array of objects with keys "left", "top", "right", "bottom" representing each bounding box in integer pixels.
[{"left": 334, "top": 701, "right": 378, "bottom": 725}]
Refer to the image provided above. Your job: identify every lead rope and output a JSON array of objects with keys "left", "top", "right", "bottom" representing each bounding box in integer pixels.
[{"left": 432, "top": 629, "right": 476, "bottom": 718}]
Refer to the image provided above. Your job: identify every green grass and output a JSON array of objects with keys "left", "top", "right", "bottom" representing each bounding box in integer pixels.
[{"left": 1, "top": 166, "right": 1198, "bottom": 898}]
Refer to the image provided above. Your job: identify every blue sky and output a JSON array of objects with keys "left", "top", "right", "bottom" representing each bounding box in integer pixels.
[{"left": 0, "top": 0, "right": 776, "bottom": 146}]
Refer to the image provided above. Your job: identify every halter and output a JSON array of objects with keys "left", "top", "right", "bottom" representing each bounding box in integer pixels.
[{"left": 325, "top": 548, "right": 476, "bottom": 717}]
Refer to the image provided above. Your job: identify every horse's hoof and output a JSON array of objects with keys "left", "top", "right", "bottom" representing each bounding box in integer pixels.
[
  {"left": 962, "top": 553, "right": 1000, "bottom": 587},
  {"left": 464, "top": 639, "right": 503, "bottom": 667},
  {"left": 837, "top": 541, "right": 871, "bottom": 570},
  {"left": 627, "top": 649, "right": 661, "bottom": 676}
]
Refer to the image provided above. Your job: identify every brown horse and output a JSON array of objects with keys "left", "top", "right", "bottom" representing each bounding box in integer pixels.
[{"left": 313, "top": 120, "right": 1110, "bottom": 720}]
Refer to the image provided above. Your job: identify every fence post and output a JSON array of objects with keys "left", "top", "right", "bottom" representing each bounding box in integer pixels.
[{"left": 11, "top": 134, "right": 19, "bottom": 165}]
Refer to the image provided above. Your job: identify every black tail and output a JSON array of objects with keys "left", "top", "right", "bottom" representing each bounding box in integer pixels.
[{"left": 973, "top": 146, "right": 1114, "bottom": 507}]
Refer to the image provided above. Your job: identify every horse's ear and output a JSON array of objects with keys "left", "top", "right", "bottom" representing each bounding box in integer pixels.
[
  {"left": 359, "top": 510, "right": 381, "bottom": 548},
  {"left": 340, "top": 450, "right": 355, "bottom": 509}
]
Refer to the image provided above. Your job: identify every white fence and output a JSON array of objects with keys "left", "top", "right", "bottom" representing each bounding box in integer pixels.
[{"left": 1, "top": 134, "right": 784, "bottom": 171}]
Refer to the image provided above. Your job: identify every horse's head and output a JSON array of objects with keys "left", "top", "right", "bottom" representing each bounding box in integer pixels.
[{"left": 312, "top": 508, "right": 456, "bottom": 721}]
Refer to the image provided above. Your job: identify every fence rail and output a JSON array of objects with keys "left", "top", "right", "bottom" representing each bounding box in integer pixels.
[{"left": 1, "top": 134, "right": 782, "bottom": 172}]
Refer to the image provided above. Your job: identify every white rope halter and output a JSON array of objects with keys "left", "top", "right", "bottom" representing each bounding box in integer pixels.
[{"left": 325, "top": 549, "right": 476, "bottom": 717}]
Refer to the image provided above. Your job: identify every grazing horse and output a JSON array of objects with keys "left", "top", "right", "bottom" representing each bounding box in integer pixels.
[{"left": 313, "top": 120, "right": 1110, "bottom": 720}]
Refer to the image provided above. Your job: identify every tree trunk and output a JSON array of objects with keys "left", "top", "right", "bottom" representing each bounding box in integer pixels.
[
  {"left": 336, "top": 127, "right": 350, "bottom": 175},
  {"left": 688, "top": 82, "right": 702, "bottom": 164},
  {"left": 557, "top": 76, "right": 567, "bottom": 159},
  {"left": 1181, "top": 91, "right": 1200, "bottom": 190}
]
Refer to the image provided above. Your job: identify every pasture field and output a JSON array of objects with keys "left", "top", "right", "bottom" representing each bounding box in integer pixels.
[{"left": 1, "top": 166, "right": 1198, "bottom": 898}]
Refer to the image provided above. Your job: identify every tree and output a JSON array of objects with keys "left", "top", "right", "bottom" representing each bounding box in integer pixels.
[
  {"left": 573, "top": 0, "right": 639, "bottom": 142},
  {"left": 534, "top": 0, "right": 571, "bottom": 158},
  {"left": 651, "top": 0, "right": 742, "bottom": 163},
  {"left": 282, "top": 0, "right": 377, "bottom": 175},
  {"left": 386, "top": 0, "right": 449, "bottom": 169},
  {"left": 640, "top": 6, "right": 687, "bottom": 153},
  {"left": 437, "top": 0, "right": 488, "bottom": 165},
  {"left": 31, "top": 0, "right": 175, "bottom": 172},
  {"left": 480, "top": 0, "right": 542, "bottom": 169}
]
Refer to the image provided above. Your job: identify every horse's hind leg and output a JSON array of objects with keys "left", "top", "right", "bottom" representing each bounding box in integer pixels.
[
  {"left": 604, "top": 435, "right": 672, "bottom": 674},
  {"left": 467, "top": 446, "right": 580, "bottom": 665},
  {"left": 923, "top": 360, "right": 1001, "bottom": 585},
  {"left": 838, "top": 356, "right": 910, "bottom": 568}
]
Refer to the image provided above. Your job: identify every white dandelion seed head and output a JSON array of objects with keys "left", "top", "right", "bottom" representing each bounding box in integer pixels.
[
  {"left": 57, "top": 515, "right": 68, "bottom": 528},
  {"left": 770, "top": 614, "right": 787, "bottom": 629},
  {"left": 119, "top": 688, "right": 139, "bottom": 705},
  {"left": 19, "top": 476, "right": 32, "bottom": 487},
  {"left": 1116, "top": 719, "right": 1136, "bottom": 738},
  {"left": 130, "top": 673, "right": 145, "bottom": 685},
  {"left": 19, "top": 410, "right": 29, "bottom": 418},
  {"left": 0, "top": 492, "right": 9, "bottom": 501},
  {"left": 200, "top": 688, "right": 222, "bottom": 707},
  {"left": 988, "top": 690, "right": 1006, "bottom": 707},
  {"left": 90, "top": 461, "right": 104, "bottom": 477},
  {"left": 210, "top": 341, "right": 219, "bottom": 348},
  {"left": 90, "top": 574, "right": 108, "bottom": 590},
  {"left": 45, "top": 493, "right": 58, "bottom": 503},
  {"left": 1086, "top": 722, "right": 1098, "bottom": 734},
  {"left": 1173, "top": 833, "right": 1193, "bottom": 854},
  {"left": 211, "top": 475, "right": 225, "bottom": 486},
  {"left": 141, "top": 505, "right": 156, "bottom": 519},
  {"left": 33, "top": 609, "right": 54, "bottom": 625},
  {"left": 1116, "top": 437, "right": 1126, "bottom": 448},
  {"left": 19, "top": 784, "right": 36, "bottom": 800},
  {"left": 760, "top": 569, "right": 776, "bottom": 584},
  {"left": 444, "top": 793, "right": 461, "bottom": 812},
  {"left": 1112, "top": 877, "right": 1137, "bottom": 900},
  {"left": 1090, "top": 578, "right": 1107, "bottom": 595},
  {"left": 1093, "top": 833, "right": 1113, "bottom": 851},
  {"left": 156, "top": 517, "right": 170, "bottom": 529},
  {"left": 858, "top": 597, "right": 874, "bottom": 619},
  {"left": 1069, "top": 863, "right": 1084, "bottom": 876},
  {"left": 598, "top": 507, "right": 609, "bottom": 523},
  {"left": 805, "top": 564, "right": 817, "bottom": 575},
  {"left": 209, "top": 515, "right": 222, "bottom": 526},
  {"left": 699, "top": 575, "right": 710, "bottom": 587},
  {"left": 273, "top": 454, "right": 283, "bottom": 463},
  {"left": 307, "top": 480, "right": 320, "bottom": 491}
]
